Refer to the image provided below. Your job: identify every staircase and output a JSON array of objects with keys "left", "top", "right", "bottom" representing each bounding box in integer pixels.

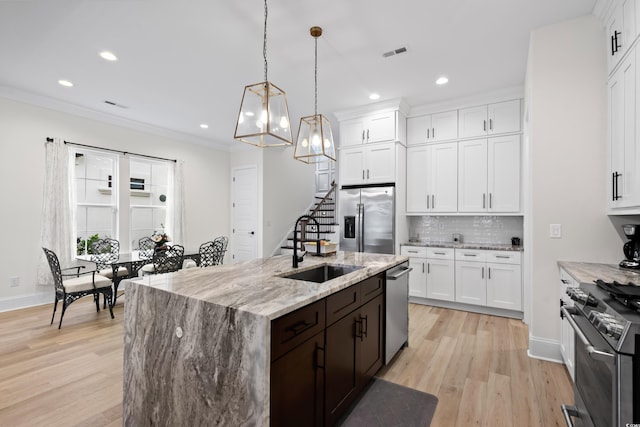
[{"left": 280, "top": 181, "right": 338, "bottom": 255}]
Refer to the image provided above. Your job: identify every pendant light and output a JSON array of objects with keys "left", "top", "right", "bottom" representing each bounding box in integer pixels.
[
  {"left": 294, "top": 26, "right": 336, "bottom": 163},
  {"left": 234, "top": 0, "right": 292, "bottom": 147}
]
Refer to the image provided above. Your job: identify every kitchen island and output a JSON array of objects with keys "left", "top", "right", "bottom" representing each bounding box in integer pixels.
[{"left": 123, "top": 251, "right": 407, "bottom": 426}]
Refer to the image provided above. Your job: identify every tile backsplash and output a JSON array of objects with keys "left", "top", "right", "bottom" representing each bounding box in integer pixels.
[{"left": 409, "top": 216, "right": 524, "bottom": 245}]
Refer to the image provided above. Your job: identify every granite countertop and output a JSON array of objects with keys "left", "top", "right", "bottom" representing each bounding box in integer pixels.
[
  {"left": 402, "top": 241, "right": 524, "bottom": 252},
  {"left": 559, "top": 261, "right": 640, "bottom": 285},
  {"left": 127, "top": 251, "right": 408, "bottom": 320}
]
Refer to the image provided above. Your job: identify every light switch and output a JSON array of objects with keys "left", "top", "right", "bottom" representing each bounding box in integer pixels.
[{"left": 550, "top": 224, "right": 562, "bottom": 239}]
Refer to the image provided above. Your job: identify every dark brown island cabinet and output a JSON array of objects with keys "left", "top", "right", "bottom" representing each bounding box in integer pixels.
[{"left": 270, "top": 273, "right": 385, "bottom": 427}]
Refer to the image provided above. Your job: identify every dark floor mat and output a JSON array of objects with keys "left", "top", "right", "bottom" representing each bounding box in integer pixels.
[{"left": 337, "top": 378, "right": 438, "bottom": 427}]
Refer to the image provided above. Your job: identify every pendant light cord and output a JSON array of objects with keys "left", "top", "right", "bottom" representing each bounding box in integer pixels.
[
  {"left": 263, "top": 0, "right": 268, "bottom": 82},
  {"left": 314, "top": 36, "right": 318, "bottom": 116}
]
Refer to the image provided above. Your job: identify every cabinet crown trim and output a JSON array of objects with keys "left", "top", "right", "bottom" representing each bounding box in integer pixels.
[{"left": 333, "top": 98, "right": 410, "bottom": 121}]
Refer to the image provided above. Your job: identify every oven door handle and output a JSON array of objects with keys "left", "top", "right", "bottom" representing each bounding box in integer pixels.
[
  {"left": 560, "top": 306, "right": 615, "bottom": 363},
  {"left": 561, "top": 404, "right": 579, "bottom": 427}
]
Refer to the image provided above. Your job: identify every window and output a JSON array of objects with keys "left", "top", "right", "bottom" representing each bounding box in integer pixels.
[
  {"left": 129, "top": 158, "right": 170, "bottom": 249},
  {"left": 74, "top": 150, "right": 117, "bottom": 254},
  {"left": 71, "top": 149, "right": 173, "bottom": 253}
]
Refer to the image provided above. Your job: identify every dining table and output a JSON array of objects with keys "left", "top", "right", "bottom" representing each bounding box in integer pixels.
[{"left": 78, "top": 248, "right": 201, "bottom": 306}]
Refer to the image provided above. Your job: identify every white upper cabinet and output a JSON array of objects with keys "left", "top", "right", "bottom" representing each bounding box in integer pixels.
[
  {"left": 458, "top": 100, "right": 521, "bottom": 139},
  {"left": 407, "top": 110, "right": 458, "bottom": 145},
  {"left": 458, "top": 135, "right": 521, "bottom": 213},
  {"left": 607, "top": 0, "right": 638, "bottom": 74},
  {"left": 406, "top": 142, "right": 457, "bottom": 213},
  {"left": 339, "top": 111, "right": 397, "bottom": 147},
  {"left": 339, "top": 143, "right": 396, "bottom": 186}
]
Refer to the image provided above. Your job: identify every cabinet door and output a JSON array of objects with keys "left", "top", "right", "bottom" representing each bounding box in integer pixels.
[
  {"left": 455, "top": 261, "right": 487, "bottom": 305},
  {"left": 339, "top": 146, "right": 366, "bottom": 186},
  {"left": 407, "top": 115, "right": 432, "bottom": 146},
  {"left": 426, "top": 259, "right": 455, "bottom": 301},
  {"left": 429, "top": 142, "right": 458, "bottom": 212},
  {"left": 406, "top": 146, "right": 429, "bottom": 212},
  {"left": 366, "top": 112, "right": 396, "bottom": 143},
  {"left": 488, "top": 135, "right": 521, "bottom": 212},
  {"left": 408, "top": 257, "right": 427, "bottom": 298},
  {"left": 431, "top": 110, "right": 458, "bottom": 142},
  {"left": 488, "top": 100, "right": 521, "bottom": 135},
  {"left": 486, "top": 263, "right": 522, "bottom": 311},
  {"left": 325, "top": 311, "right": 360, "bottom": 426},
  {"left": 359, "top": 294, "right": 384, "bottom": 381},
  {"left": 458, "top": 139, "right": 488, "bottom": 212},
  {"left": 609, "top": 51, "right": 637, "bottom": 209},
  {"left": 340, "top": 118, "right": 365, "bottom": 147},
  {"left": 365, "top": 143, "right": 395, "bottom": 183},
  {"left": 458, "top": 105, "right": 487, "bottom": 138},
  {"left": 271, "top": 331, "right": 325, "bottom": 427}
]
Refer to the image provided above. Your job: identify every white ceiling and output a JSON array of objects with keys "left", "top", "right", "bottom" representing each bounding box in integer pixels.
[{"left": 0, "top": 0, "right": 597, "bottom": 149}]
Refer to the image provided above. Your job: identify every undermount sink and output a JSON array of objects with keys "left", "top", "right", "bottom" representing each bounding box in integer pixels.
[{"left": 282, "top": 264, "right": 363, "bottom": 283}]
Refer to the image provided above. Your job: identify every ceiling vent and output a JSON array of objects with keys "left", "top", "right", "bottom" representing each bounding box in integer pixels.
[
  {"left": 104, "top": 100, "right": 127, "bottom": 109},
  {"left": 382, "top": 46, "right": 408, "bottom": 58}
]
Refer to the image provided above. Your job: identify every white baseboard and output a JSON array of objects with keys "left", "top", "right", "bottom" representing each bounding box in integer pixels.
[
  {"left": 527, "top": 334, "right": 563, "bottom": 363},
  {"left": 0, "top": 291, "right": 51, "bottom": 313}
]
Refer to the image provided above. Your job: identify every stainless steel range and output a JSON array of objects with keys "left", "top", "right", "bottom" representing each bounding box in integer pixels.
[{"left": 561, "top": 280, "right": 640, "bottom": 427}]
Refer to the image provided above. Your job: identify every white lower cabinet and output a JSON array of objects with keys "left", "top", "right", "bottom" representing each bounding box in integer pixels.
[
  {"left": 559, "top": 268, "right": 576, "bottom": 381},
  {"left": 401, "top": 246, "right": 427, "bottom": 298},
  {"left": 426, "top": 248, "right": 455, "bottom": 301},
  {"left": 402, "top": 246, "right": 523, "bottom": 313},
  {"left": 455, "top": 249, "right": 522, "bottom": 311}
]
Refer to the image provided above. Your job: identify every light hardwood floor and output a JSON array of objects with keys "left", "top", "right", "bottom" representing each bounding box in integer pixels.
[{"left": 0, "top": 299, "right": 573, "bottom": 426}]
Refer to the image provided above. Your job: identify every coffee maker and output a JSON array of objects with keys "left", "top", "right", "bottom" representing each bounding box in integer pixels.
[{"left": 620, "top": 224, "right": 640, "bottom": 269}]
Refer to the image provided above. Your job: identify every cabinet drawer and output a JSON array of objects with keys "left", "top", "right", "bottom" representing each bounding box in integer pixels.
[
  {"left": 326, "top": 284, "right": 361, "bottom": 326},
  {"left": 272, "top": 299, "right": 326, "bottom": 361},
  {"left": 360, "top": 273, "right": 384, "bottom": 304},
  {"left": 486, "top": 251, "right": 521, "bottom": 264},
  {"left": 426, "top": 248, "right": 454, "bottom": 260},
  {"left": 401, "top": 246, "right": 427, "bottom": 257},
  {"left": 455, "top": 249, "right": 486, "bottom": 262}
]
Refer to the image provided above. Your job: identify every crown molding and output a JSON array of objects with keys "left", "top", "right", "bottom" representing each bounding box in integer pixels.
[
  {"left": 0, "top": 85, "right": 232, "bottom": 152},
  {"left": 407, "top": 85, "right": 524, "bottom": 117},
  {"left": 333, "top": 97, "right": 411, "bottom": 121}
]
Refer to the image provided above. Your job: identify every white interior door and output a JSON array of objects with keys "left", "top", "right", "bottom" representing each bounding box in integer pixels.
[{"left": 231, "top": 165, "right": 258, "bottom": 263}]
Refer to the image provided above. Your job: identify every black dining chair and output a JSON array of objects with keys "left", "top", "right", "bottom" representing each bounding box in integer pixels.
[
  {"left": 140, "top": 244, "right": 185, "bottom": 275},
  {"left": 42, "top": 247, "right": 114, "bottom": 329},
  {"left": 199, "top": 236, "right": 228, "bottom": 267},
  {"left": 138, "top": 237, "right": 155, "bottom": 260},
  {"left": 90, "top": 238, "right": 128, "bottom": 307}
]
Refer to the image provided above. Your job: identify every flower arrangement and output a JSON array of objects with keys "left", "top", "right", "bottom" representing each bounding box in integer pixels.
[{"left": 151, "top": 225, "right": 170, "bottom": 251}]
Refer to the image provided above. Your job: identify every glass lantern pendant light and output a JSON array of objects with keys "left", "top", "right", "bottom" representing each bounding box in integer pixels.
[
  {"left": 294, "top": 26, "right": 336, "bottom": 163},
  {"left": 234, "top": 0, "right": 292, "bottom": 147}
]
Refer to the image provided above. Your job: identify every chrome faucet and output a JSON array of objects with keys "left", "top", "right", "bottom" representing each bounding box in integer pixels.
[{"left": 293, "top": 214, "right": 321, "bottom": 268}]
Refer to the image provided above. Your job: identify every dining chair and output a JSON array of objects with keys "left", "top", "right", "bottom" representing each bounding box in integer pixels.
[
  {"left": 199, "top": 236, "right": 228, "bottom": 267},
  {"left": 90, "top": 238, "right": 128, "bottom": 307},
  {"left": 138, "top": 237, "right": 155, "bottom": 259},
  {"left": 42, "top": 247, "right": 114, "bottom": 329},
  {"left": 140, "top": 244, "right": 185, "bottom": 275}
]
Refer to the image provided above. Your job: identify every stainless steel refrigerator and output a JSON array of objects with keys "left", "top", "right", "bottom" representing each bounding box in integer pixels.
[{"left": 339, "top": 184, "right": 395, "bottom": 254}]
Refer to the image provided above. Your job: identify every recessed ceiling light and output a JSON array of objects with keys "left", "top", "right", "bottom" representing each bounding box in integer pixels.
[
  {"left": 369, "top": 93, "right": 380, "bottom": 100},
  {"left": 58, "top": 79, "right": 73, "bottom": 87},
  {"left": 200, "top": 124, "right": 209, "bottom": 129},
  {"left": 436, "top": 76, "right": 449, "bottom": 85},
  {"left": 100, "top": 51, "right": 118, "bottom": 61}
]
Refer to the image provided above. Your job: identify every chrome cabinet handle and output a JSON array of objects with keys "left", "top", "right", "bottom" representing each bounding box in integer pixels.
[
  {"left": 427, "top": 194, "right": 430, "bottom": 209},
  {"left": 427, "top": 128, "right": 430, "bottom": 139},
  {"left": 422, "top": 262, "right": 425, "bottom": 273},
  {"left": 367, "top": 169, "right": 370, "bottom": 179},
  {"left": 432, "top": 127, "right": 435, "bottom": 139},
  {"left": 464, "top": 253, "right": 477, "bottom": 257},
  {"left": 427, "top": 263, "right": 430, "bottom": 274},
  {"left": 489, "top": 119, "right": 493, "bottom": 131},
  {"left": 482, "top": 193, "right": 486, "bottom": 209},
  {"left": 488, "top": 267, "right": 491, "bottom": 279},
  {"left": 362, "top": 130, "right": 365, "bottom": 142},
  {"left": 483, "top": 120, "right": 487, "bottom": 131},
  {"left": 489, "top": 193, "right": 492, "bottom": 208},
  {"left": 362, "top": 170, "right": 365, "bottom": 179},
  {"left": 481, "top": 266, "right": 484, "bottom": 279},
  {"left": 407, "top": 250, "right": 419, "bottom": 254},
  {"left": 366, "top": 129, "right": 370, "bottom": 141},
  {"left": 431, "top": 195, "right": 435, "bottom": 209},
  {"left": 434, "top": 252, "right": 446, "bottom": 255},
  {"left": 495, "top": 255, "right": 510, "bottom": 259}
]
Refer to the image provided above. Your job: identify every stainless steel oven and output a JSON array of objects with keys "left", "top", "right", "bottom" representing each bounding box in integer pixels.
[{"left": 560, "top": 283, "right": 640, "bottom": 427}]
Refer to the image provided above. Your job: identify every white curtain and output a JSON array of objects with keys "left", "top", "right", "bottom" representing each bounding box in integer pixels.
[
  {"left": 167, "top": 160, "right": 186, "bottom": 246},
  {"left": 37, "top": 138, "right": 75, "bottom": 285}
]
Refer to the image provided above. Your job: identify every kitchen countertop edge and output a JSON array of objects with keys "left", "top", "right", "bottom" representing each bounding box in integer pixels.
[{"left": 402, "top": 242, "right": 524, "bottom": 252}]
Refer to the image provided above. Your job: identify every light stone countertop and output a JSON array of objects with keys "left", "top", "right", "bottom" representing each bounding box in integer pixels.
[
  {"left": 558, "top": 261, "right": 640, "bottom": 285},
  {"left": 402, "top": 241, "right": 524, "bottom": 252},
  {"left": 126, "top": 251, "right": 408, "bottom": 320}
]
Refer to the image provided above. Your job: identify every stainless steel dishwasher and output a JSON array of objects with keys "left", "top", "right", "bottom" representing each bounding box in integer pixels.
[{"left": 385, "top": 262, "right": 411, "bottom": 363}]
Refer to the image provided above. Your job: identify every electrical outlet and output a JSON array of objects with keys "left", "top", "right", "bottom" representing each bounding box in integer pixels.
[
  {"left": 9, "top": 276, "right": 19, "bottom": 287},
  {"left": 550, "top": 224, "right": 562, "bottom": 239}
]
